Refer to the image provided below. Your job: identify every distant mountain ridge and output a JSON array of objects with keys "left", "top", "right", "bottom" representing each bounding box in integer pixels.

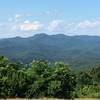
[{"left": 0, "top": 33, "right": 100, "bottom": 69}]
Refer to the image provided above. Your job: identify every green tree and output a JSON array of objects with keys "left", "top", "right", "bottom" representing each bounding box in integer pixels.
[
  {"left": 78, "top": 72, "right": 93, "bottom": 85},
  {"left": 47, "top": 62, "right": 76, "bottom": 99}
]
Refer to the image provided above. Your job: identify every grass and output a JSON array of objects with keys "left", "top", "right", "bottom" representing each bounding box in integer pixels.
[{"left": 75, "top": 98, "right": 100, "bottom": 100}]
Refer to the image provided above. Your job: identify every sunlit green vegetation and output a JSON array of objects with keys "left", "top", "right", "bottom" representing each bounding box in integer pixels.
[{"left": 0, "top": 56, "right": 100, "bottom": 99}]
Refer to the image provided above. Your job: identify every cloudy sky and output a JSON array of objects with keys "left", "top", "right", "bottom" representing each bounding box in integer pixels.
[{"left": 0, "top": 0, "right": 100, "bottom": 38}]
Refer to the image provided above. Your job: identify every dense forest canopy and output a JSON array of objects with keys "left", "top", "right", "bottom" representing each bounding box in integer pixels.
[
  {"left": 1, "top": 34, "right": 100, "bottom": 70},
  {"left": 0, "top": 56, "right": 100, "bottom": 99}
]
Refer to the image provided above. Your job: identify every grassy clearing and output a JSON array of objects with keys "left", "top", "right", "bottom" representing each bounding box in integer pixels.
[{"left": 75, "top": 98, "right": 99, "bottom": 100}]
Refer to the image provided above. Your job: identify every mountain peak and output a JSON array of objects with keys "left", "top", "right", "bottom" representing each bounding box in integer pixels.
[
  {"left": 34, "top": 33, "right": 48, "bottom": 37},
  {"left": 0, "top": 34, "right": 100, "bottom": 69}
]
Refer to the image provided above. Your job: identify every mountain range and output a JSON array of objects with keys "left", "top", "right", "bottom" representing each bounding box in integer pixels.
[{"left": 0, "top": 33, "right": 100, "bottom": 69}]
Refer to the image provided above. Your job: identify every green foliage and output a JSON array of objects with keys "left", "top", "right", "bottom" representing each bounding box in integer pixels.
[
  {"left": 78, "top": 72, "right": 93, "bottom": 85},
  {"left": 0, "top": 56, "right": 28, "bottom": 98},
  {"left": 25, "top": 60, "right": 76, "bottom": 99},
  {"left": 0, "top": 55, "right": 100, "bottom": 99},
  {"left": 0, "top": 56, "right": 76, "bottom": 99},
  {"left": 75, "top": 85, "right": 100, "bottom": 98},
  {"left": 75, "top": 65, "right": 100, "bottom": 98},
  {"left": 31, "top": 60, "right": 48, "bottom": 75}
]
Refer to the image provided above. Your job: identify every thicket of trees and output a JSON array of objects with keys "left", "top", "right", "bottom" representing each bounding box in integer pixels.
[
  {"left": 75, "top": 66, "right": 100, "bottom": 98},
  {"left": 0, "top": 56, "right": 100, "bottom": 99},
  {"left": 0, "top": 56, "right": 76, "bottom": 99}
]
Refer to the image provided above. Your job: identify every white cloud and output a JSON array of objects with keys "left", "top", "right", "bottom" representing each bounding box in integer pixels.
[
  {"left": 1, "top": 14, "right": 100, "bottom": 38},
  {"left": 47, "top": 20, "right": 64, "bottom": 31},
  {"left": 8, "top": 13, "right": 32, "bottom": 22},
  {"left": 15, "top": 14, "right": 21, "bottom": 19},
  {"left": 77, "top": 19, "right": 100, "bottom": 29},
  {"left": 19, "top": 20, "right": 43, "bottom": 31},
  {"left": 65, "top": 18, "right": 100, "bottom": 34}
]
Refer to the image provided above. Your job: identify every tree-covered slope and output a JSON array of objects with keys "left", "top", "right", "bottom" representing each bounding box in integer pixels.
[{"left": 0, "top": 33, "right": 100, "bottom": 69}]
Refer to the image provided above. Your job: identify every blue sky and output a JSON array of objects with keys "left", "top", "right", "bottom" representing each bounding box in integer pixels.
[{"left": 0, "top": 0, "right": 100, "bottom": 38}]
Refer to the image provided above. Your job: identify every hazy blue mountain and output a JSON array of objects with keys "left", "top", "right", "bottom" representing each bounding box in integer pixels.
[{"left": 0, "top": 33, "right": 100, "bottom": 69}]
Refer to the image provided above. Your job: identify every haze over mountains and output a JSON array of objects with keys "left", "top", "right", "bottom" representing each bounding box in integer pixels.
[{"left": 0, "top": 33, "right": 100, "bottom": 69}]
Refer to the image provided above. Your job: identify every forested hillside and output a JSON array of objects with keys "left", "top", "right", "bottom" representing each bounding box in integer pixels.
[{"left": 0, "top": 34, "right": 100, "bottom": 69}]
